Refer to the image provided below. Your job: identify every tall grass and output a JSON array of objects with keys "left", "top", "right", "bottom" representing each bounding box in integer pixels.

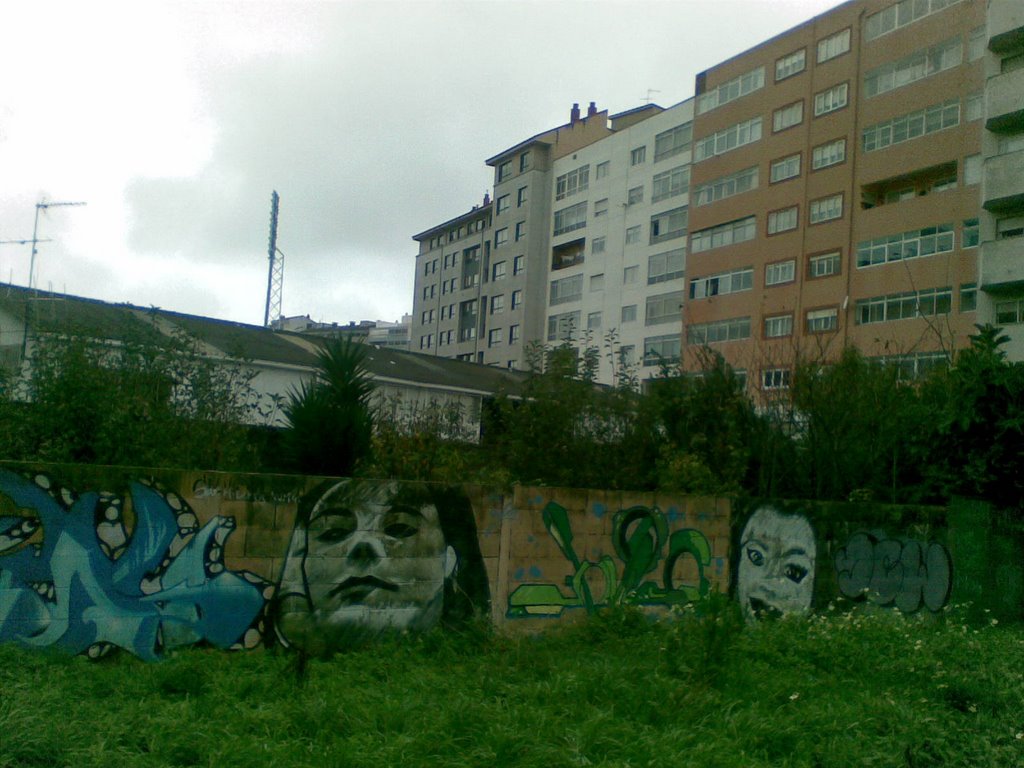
[{"left": 1, "top": 608, "right": 1022, "bottom": 767}]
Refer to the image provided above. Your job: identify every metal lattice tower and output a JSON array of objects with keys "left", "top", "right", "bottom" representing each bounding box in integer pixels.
[{"left": 263, "top": 191, "right": 283, "bottom": 327}]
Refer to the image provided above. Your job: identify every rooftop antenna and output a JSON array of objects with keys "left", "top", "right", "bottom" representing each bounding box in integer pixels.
[
  {"left": 641, "top": 89, "right": 661, "bottom": 104},
  {"left": 263, "top": 190, "right": 284, "bottom": 327},
  {"left": 29, "top": 200, "right": 87, "bottom": 291}
]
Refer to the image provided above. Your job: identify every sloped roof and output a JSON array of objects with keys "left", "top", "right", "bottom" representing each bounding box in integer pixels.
[{"left": 0, "top": 283, "right": 527, "bottom": 397}]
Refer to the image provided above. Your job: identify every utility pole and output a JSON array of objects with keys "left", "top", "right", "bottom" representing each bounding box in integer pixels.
[{"left": 263, "top": 191, "right": 284, "bottom": 328}]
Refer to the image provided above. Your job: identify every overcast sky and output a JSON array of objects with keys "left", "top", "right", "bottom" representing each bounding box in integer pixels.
[{"left": 1, "top": 0, "right": 841, "bottom": 327}]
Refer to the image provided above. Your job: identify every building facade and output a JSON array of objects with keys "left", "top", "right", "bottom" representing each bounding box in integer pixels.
[{"left": 412, "top": 0, "right": 1023, "bottom": 387}]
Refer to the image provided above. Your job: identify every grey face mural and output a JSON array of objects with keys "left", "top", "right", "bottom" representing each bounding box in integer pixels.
[
  {"left": 737, "top": 506, "right": 815, "bottom": 623},
  {"left": 275, "top": 480, "right": 460, "bottom": 653}
]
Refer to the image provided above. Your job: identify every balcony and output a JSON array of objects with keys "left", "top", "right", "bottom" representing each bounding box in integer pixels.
[
  {"left": 982, "top": 149, "right": 1024, "bottom": 212},
  {"left": 980, "top": 236, "right": 1024, "bottom": 292},
  {"left": 988, "top": 2, "right": 1024, "bottom": 54},
  {"left": 986, "top": 68, "right": 1024, "bottom": 132}
]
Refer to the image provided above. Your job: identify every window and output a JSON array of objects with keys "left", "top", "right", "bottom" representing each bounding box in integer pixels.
[
  {"left": 497, "top": 161, "right": 512, "bottom": 182},
  {"left": 628, "top": 186, "right": 644, "bottom": 205},
  {"left": 421, "top": 309, "right": 436, "bottom": 324},
  {"left": 806, "top": 308, "right": 838, "bottom": 333},
  {"left": 863, "top": 37, "right": 962, "bottom": 98},
  {"left": 690, "top": 216, "right": 756, "bottom": 253},
  {"left": 488, "top": 328, "right": 502, "bottom": 347},
  {"left": 761, "top": 368, "right": 791, "bottom": 390},
  {"left": 966, "top": 92, "right": 982, "bottom": 122},
  {"left": 686, "top": 316, "right": 751, "bottom": 344},
  {"left": 812, "top": 138, "right": 846, "bottom": 170},
  {"left": 809, "top": 250, "right": 841, "bottom": 278},
  {"left": 855, "top": 287, "right": 952, "bottom": 324},
  {"left": 817, "top": 28, "right": 850, "bottom": 61},
  {"left": 652, "top": 165, "right": 690, "bottom": 202},
  {"left": 690, "top": 267, "right": 753, "bottom": 299},
  {"left": 856, "top": 224, "right": 954, "bottom": 267},
  {"left": 419, "top": 334, "right": 433, "bottom": 350},
  {"left": 556, "top": 165, "right": 590, "bottom": 200},
  {"left": 964, "top": 154, "right": 981, "bottom": 186},
  {"left": 513, "top": 255, "right": 525, "bottom": 275},
  {"left": 962, "top": 218, "right": 979, "bottom": 248},
  {"left": 967, "top": 25, "right": 985, "bottom": 61},
  {"left": 998, "top": 133, "right": 1024, "bottom": 155},
  {"left": 764, "top": 314, "right": 794, "bottom": 338},
  {"left": 547, "top": 310, "right": 581, "bottom": 341},
  {"left": 814, "top": 83, "right": 848, "bottom": 116},
  {"left": 619, "top": 345, "right": 636, "bottom": 366},
  {"left": 492, "top": 261, "right": 506, "bottom": 281},
  {"left": 625, "top": 225, "right": 641, "bottom": 245},
  {"left": 865, "top": 0, "right": 964, "bottom": 42},
  {"left": 770, "top": 154, "right": 801, "bottom": 183},
  {"left": 621, "top": 305, "right": 637, "bottom": 323},
  {"left": 630, "top": 146, "right": 646, "bottom": 165},
  {"left": 511, "top": 289, "right": 522, "bottom": 309},
  {"left": 693, "top": 117, "right": 762, "bottom": 162},
  {"left": 697, "top": 66, "right": 765, "bottom": 114},
  {"left": 520, "top": 151, "right": 530, "bottom": 172},
  {"left": 517, "top": 186, "right": 528, "bottom": 207},
  {"left": 587, "top": 311, "right": 603, "bottom": 330},
  {"left": 648, "top": 248, "right": 685, "bottom": 284},
  {"left": 594, "top": 198, "right": 608, "bottom": 218},
  {"left": 862, "top": 99, "right": 960, "bottom": 153},
  {"left": 650, "top": 207, "right": 688, "bottom": 244},
  {"left": 596, "top": 161, "right": 610, "bottom": 179},
  {"left": 496, "top": 194, "right": 510, "bottom": 215},
  {"left": 643, "top": 334, "right": 682, "bottom": 365},
  {"left": 458, "top": 299, "right": 478, "bottom": 341},
  {"left": 765, "top": 259, "right": 795, "bottom": 286},
  {"left": 550, "top": 274, "right": 583, "bottom": 305},
  {"left": 809, "top": 194, "right": 843, "bottom": 224},
  {"left": 767, "top": 206, "right": 798, "bottom": 234},
  {"left": 552, "top": 236, "right": 585, "bottom": 270},
  {"left": 995, "top": 299, "right": 1024, "bottom": 325},
  {"left": 773, "top": 101, "right": 803, "bottom": 132},
  {"left": 997, "top": 215, "right": 1024, "bottom": 240},
  {"left": 495, "top": 228, "right": 508, "bottom": 248},
  {"left": 461, "top": 247, "right": 481, "bottom": 288},
  {"left": 553, "top": 202, "right": 587, "bottom": 236},
  {"left": 590, "top": 273, "right": 605, "bottom": 292},
  {"left": 960, "top": 283, "right": 977, "bottom": 312},
  {"left": 776, "top": 49, "right": 806, "bottom": 81},
  {"left": 422, "top": 284, "right": 435, "bottom": 300},
  {"left": 654, "top": 123, "right": 693, "bottom": 161},
  {"left": 645, "top": 291, "right": 684, "bottom": 326},
  {"left": 592, "top": 236, "right": 606, "bottom": 254},
  {"left": 515, "top": 221, "right": 525, "bottom": 241},
  {"left": 490, "top": 294, "right": 505, "bottom": 314},
  {"left": 623, "top": 265, "right": 639, "bottom": 284},
  {"left": 509, "top": 325, "right": 521, "bottom": 344},
  {"left": 694, "top": 166, "right": 758, "bottom": 206}
]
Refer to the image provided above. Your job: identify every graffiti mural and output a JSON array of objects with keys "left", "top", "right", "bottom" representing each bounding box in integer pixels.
[
  {"left": 273, "top": 480, "right": 489, "bottom": 655},
  {"left": 737, "top": 505, "right": 816, "bottom": 623},
  {"left": 0, "top": 470, "right": 268, "bottom": 660},
  {"left": 507, "top": 502, "right": 711, "bottom": 617},
  {"left": 834, "top": 530, "right": 952, "bottom": 613}
]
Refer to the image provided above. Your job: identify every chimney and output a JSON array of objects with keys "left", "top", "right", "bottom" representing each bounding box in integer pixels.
[
  {"left": 587, "top": 101, "right": 597, "bottom": 118},
  {"left": 570, "top": 102, "right": 580, "bottom": 124},
  {"left": 483, "top": 192, "right": 490, "bottom": 206}
]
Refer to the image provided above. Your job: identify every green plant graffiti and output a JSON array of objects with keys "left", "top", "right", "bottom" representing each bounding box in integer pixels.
[{"left": 507, "top": 502, "right": 711, "bottom": 617}]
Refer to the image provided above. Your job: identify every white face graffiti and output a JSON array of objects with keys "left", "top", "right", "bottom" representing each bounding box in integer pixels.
[
  {"left": 737, "top": 506, "right": 815, "bottom": 623},
  {"left": 277, "top": 481, "right": 456, "bottom": 650}
]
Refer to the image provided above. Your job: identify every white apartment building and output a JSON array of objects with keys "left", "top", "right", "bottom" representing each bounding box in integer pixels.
[{"left": 413, "top": 99, "right": 694, "bottom": 385}]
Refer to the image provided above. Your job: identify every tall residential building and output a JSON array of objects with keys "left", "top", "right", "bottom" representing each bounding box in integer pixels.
[
  {"left": 686, "top": 0, "right": 986, "bottom": 390},
  {"left": 412, "top": 100, "right": 695, "bottom": 383},
  {"left": 412, "top": 0, "right": 1023, "bottom": 386}
]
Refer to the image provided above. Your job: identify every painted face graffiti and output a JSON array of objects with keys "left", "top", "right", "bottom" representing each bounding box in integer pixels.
[
  {"left": 737, "top": 506, "right": 815, "bottom": 623},
  {"left": 276, "top": 480, "right": 457, "bottom": 652}
]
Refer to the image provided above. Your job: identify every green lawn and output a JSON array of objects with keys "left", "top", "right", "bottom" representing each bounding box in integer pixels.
[{"left": 2, "top": 606, "right": 1022, "bottom": 768}]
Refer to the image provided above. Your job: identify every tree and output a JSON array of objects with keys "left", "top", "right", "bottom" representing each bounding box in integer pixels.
[
  {"left": 0, "top": 321, "right": 261, "bottom": 470},
  {"left": 282, "top": 337, "right": 375, "bottom": 477}
]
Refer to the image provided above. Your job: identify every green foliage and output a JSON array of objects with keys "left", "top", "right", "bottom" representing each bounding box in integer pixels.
[
  {"left": 0, "top": 322, "right": 260, "bottom": 470},
  {"left": 282, "top": 336, "right": 374, "bottom": 477},
  {"left": 1, "top": 613, "right": 1023, "bottom": 768}
]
